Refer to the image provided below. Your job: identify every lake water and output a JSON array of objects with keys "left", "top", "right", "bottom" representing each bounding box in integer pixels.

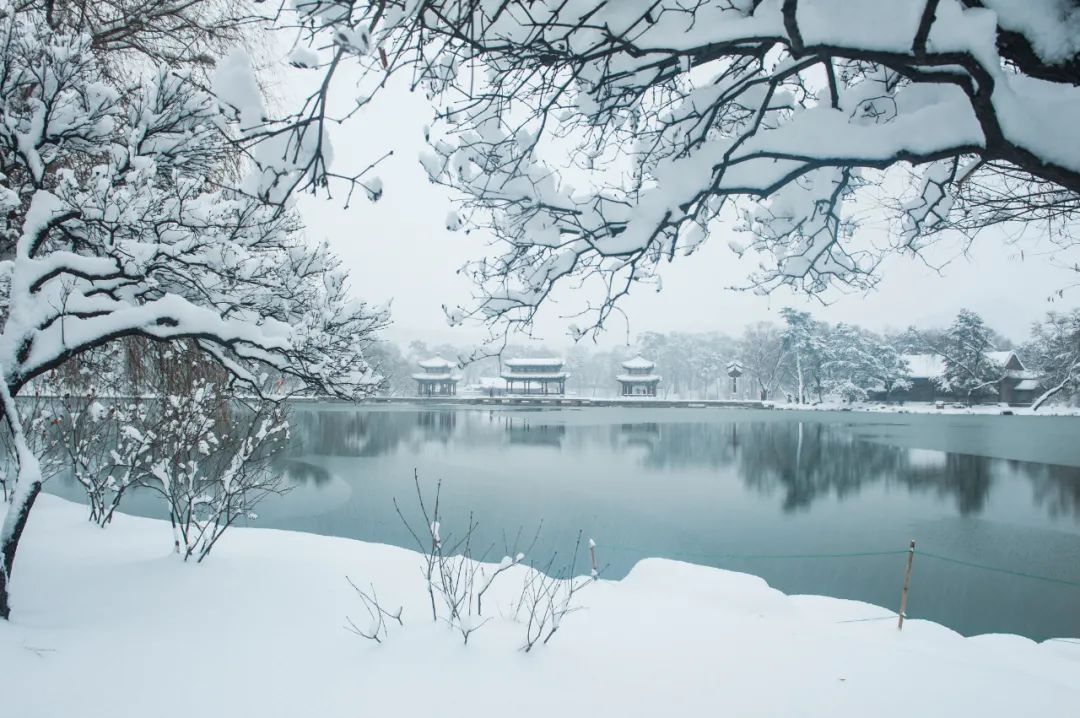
[{"left": 45, "top": 404, "right": 1080, "bottom": 640}]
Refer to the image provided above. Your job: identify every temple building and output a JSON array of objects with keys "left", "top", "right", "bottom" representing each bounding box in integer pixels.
[
  {"left": 501, "top": 358, "right": 568, "bottom": 395},
  {"left": 412, "top": 356, "right": 460, "bottom": 396},
  {"left": 616, "top": 356, "right": 661, "bottom": 397},
  {"left": 881, "top": 351, "right": 1042, "bottom": 405}
]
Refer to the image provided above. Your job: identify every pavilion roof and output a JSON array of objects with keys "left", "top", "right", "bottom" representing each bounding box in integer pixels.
[
  {"left": 616, "top": 373, "right": 661, "bottom": 383},
  {"left": 504, "top": 357, "right": 564, "bottom": 368},
  {"left": 418, "top": 356, "right": 455, "bottom": 369},
  {"left": 622, "top": 355, "right": 655, "bottom": 370}
]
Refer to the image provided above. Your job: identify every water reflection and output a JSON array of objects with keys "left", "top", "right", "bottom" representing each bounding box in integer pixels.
[
  {"left": 50, "top": 405, "right": 1079, "bottom": 639},
  {"left": 282, "top": 410, "right": 1080, "bottom": 519}
]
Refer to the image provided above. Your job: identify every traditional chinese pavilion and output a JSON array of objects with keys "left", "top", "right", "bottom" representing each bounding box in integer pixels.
[
  {"left": 411, "top": 356, "right": 460, "bottom": 396},
  {"left": 616, "top": 356, "right": 660, "bottom": 397},
  {"left": 501, "top": 358, "right": 568, "bottom": 395}
]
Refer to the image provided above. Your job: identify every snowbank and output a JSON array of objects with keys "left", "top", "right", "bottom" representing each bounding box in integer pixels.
[
  {"left": 1, "top": 495, "right": 1077, "bottom": 718},
  {"left": 771, "top": 400, "right": 1080, "bottom": 416}
]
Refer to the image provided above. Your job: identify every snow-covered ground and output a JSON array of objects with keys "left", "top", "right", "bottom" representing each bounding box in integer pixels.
[
  {"left": 2, "top": 495, "right": 1078, "bottom": 718},
  {"left": 771, "top": 400, "right": 1080, "bottom": 416}
]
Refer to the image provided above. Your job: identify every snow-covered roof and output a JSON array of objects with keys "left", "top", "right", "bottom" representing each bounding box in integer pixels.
[
  {"left": 988, "top": 351, "right": 1023, "bottom": 370},
  {"left": 621, "top": 355, "right": 655, "bottom": 370},
  {"left": 902, "top": 351, "right": 1024, "bottom": 380},
  {"left": 417, "top": 356, "right": 455, "bottom": 369},
  {"left": 411, "top": 372, "right": 459, "bottom": 381},
  {"left": 901, "top": 354, "right": 945, "bottom": 380},
  {"left": 504, "top": 357, "right": 564, "bottom": 368},
  {"left": 1014, "top": 379, "right": 1040, "bottom": 391},
  {"left": 616, "top": 374, "right": 661, "bottom": 383},
  {"left": 500, "top": 371, "right": 568, "bottom": 380}
]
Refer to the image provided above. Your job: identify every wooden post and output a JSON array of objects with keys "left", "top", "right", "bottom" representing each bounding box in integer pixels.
[{"left": 897, "top": 540, "right": 916, "bottom": 630}]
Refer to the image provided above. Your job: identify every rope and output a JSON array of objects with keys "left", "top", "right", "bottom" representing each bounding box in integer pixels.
[
  {"left": 600, "top": 543, "right": 1080, "bottom": 589},
  {"left": 602, "top": 544, "right": 908, "bottom": 561},
  {"left": 917, "top": 551, "right": 1080, "bottom": 588}
]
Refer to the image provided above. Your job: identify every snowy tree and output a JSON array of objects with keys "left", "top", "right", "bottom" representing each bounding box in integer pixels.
[
  {"left": 1023, "top": 310, "right": 1080, "bottom": 410},
  {"left": 0, "top": 3, "right": 387, "bottom": 619},
  {"left": 739, "top": 322, "right": 787, "bottom": 401},
  {"left": 823, "top": 324, "right": 911, "bottom": 401},
  {"left": 865, "top": 339, "right": 912, "bottom": 401},
  {"left": 936, "top": 309, "right": 1001, "bottom": 402},
  {"left": 779, "top": 308, "right": 828, "bottom": 403},
  {"left": 293, "top": 1, "right": 1080, "bottom": 343}
]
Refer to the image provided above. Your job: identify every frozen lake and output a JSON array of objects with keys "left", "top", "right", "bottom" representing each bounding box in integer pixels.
[{"left": 47, "top": 404, "right": 1080, "bottom": 639}]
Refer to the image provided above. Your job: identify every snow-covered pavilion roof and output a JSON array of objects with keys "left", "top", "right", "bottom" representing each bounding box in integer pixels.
[
  {"left": 622, "top": 355, "right": 655, "bottom": 370},
  {"left": 499, "top": 370, "right": 569, "bottom": 380},
  {"left": 504, "top": 357, "right": 564, "bottom": 368},
  {"left": 411, "top": 372, "right": 460, "bottom": 381},
  {"left": 418, "top": 356, "right": 455, "bottom": 369},
  {"left": 616, "top": 373, "right": 661, "bottom": 383}
]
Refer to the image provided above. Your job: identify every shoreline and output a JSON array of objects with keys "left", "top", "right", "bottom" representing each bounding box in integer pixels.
[{"left": 2, "top": 495, "right": 1078, "bottom": 718}]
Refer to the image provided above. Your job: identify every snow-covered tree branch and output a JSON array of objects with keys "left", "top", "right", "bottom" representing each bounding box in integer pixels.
[
  {"left": 0, "top": 1, "right": 388, "bottom": 618},
  {"left": 297, "top": 0, "right": 1080, "bottom": 340}
]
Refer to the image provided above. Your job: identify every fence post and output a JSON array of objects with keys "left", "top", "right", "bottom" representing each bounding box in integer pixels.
[{"left": 897, "top": 540, "right": 916, "bottom": 631}]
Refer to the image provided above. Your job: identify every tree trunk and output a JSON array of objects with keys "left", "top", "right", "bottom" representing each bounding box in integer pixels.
[
  {"left": 795, "top": 354, "right": 804, "bottom": 404},
  {"left": 0, "top": 368, "right": 45, "bottom": 620},
  {"left": 0, "top": 480, "right": 41, "bottom": 619},
  {"left": 1032, "top": 379, "right": 1069, "bottom": 412}
]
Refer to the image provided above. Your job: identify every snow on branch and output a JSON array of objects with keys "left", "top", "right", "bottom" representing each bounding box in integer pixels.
[
  {"left": 0, "top": 4, "right": 388, "bottom": 403},
  {"left": 295, "top": 0, "right": 1080, "bottom": 341}
]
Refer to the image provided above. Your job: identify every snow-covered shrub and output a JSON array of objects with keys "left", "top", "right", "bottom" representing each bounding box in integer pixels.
[
  {"left": 514, "top": 531, "right": 599, "bottom": 652},
  {"left": 387, "top": 472, "right": 599, "bottom": 648},
  {"left": 344, "top": 578, "right": 403, "bottom": 643},
  {"left": 126, "top": 381, "right": 289, "bottom": 562},
  {"left": 391, "top": 473, "right": 519, "bottom": 643},
  {"left": 53, "top": 396, "right": 150, "bottom": 527}
]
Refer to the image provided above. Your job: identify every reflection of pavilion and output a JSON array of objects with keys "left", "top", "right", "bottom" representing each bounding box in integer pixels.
[
  {"left": 416, "top": 410, "right": 457, "bottom": 437},
  {"left": 614, "top": 422, "right": 661, "bottom": 450},
  {"left": 502, "top": 415, "right": 566, "bottom": 447}
]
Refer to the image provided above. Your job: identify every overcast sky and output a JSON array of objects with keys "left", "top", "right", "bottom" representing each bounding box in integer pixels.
[{"left": 290, "top": 73, "right": 1080, "bottom": 351}]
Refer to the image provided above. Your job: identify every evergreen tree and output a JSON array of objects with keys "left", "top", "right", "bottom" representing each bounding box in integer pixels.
[{"left": 938, "top": 310, "right": 1001, "bottom": 403}]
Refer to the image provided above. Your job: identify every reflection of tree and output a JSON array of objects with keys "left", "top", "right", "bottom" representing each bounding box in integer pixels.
[
  {"left": 899, "top": 453, "right": 994, "bottom": 516},
  {"left": 629, "top": 422, "right": 737, "bottom": 469},
  {"left": 286, "top": 409, "right": 461, "bottom": 457},
  {"left": 277, "top": 460, "right": 333, "bottom": 486},
  {"left": 1009, "top": 460, "right": 1080, "bottom": 519},
  {"left": 736, "top": 422, "right": 908, "bottom": 511},
  {"left": 280, "top": 408, "right": 1080, "bottom": 522},
  {"left": 623, "top": 419, "right": 1013, "bottom": 515}
]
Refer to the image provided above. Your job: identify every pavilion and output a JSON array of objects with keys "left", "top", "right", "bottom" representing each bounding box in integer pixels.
[
  {"left": 616, "top": 356, "right": 661, "bottom": 397},
  {"left": 501, "top": 358, "right": 568, "bottom": 395},
  {"left": 411, "top": 356, "right": 460, "bottom": 396}
]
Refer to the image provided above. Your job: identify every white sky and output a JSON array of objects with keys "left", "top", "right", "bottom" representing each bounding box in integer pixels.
[{"left": 289, "top": 71, "right": 1080, "bottom": 350}]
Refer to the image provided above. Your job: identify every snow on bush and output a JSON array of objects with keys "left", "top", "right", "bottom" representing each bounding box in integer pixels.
[{"left": 366, "top": 472, "right": 600, "bottom": 649}]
